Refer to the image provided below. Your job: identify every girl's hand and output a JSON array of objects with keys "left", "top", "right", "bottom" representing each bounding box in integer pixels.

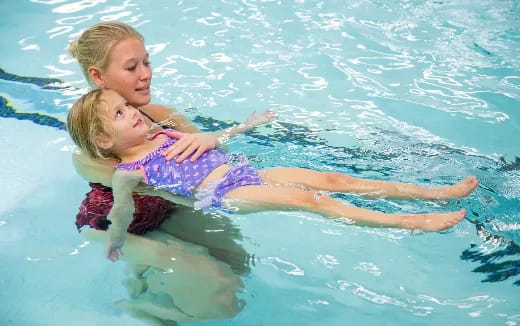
[
  {"left": 161, "top": 131, "right": 219, "bottom": 162},
  {"left": 245, "top": 109, "right": 277, "bottom": 128},
  {"left": 105, "top": 230, "right": 125, "bottom": 262}
]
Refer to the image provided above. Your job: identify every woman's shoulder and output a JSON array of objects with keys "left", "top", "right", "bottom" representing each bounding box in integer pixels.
[
  {"left": 140, "top": 103, "right": 199, "bottom": 133},
  {"left": 139, "top": 103, "right": 178, "bottom": 122}
]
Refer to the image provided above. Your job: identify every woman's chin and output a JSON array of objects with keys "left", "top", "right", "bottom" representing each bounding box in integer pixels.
[{"left": 130, "top": 95, "right": 151, "bottom": 107}]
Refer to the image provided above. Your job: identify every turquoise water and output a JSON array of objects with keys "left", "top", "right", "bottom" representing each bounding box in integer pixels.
[{"left": 1, "top": 0, "right": 519, "bottom": 325}]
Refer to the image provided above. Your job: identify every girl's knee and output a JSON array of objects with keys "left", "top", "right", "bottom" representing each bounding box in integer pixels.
[
  {"left": 298, "top": 190, "right": 333, "bottom": 209},
  {"left": 322, "top": 172, "right": 356, "bottom": 187}
]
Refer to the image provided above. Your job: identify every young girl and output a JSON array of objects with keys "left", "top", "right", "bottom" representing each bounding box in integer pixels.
[{"left": 68, "top": 88, "right": 478, "bottom": 262}]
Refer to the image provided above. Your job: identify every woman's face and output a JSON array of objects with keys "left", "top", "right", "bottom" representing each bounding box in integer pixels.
[{"left": 100, "top": 37, "right": 152, "bottom": 107}]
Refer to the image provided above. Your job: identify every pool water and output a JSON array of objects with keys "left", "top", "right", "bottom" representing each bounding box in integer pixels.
[{"left": 1, "top": 0, "right": 519, "bottom": 325}]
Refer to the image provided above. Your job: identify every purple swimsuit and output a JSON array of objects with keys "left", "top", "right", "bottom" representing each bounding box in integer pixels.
[{"left": 116, "top": 130, "right": 263, "bottom": 211}]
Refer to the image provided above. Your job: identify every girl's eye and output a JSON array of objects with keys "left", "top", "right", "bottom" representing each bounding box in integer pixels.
[
  {"left": 116, "top": 109, "right": 123, "bottom": 117},
  {"left": 127, "top": 66, "right": 136, "bottom": 71},
  {"left": 144, "top": 61, "right": 151, "bottom": 66}
]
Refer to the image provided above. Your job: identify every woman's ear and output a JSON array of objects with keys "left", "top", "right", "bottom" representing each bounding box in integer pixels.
[{"left": 88, "top": 66, "right": 105, "bottom": 88}]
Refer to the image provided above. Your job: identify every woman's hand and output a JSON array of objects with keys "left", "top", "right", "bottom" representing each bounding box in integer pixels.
[{"left": 161, "top": 131, "right": 219, "bottom": 162}]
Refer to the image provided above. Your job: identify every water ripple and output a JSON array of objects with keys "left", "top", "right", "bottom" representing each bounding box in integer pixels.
[
  {"left": 52, "top": 0, "right": 107, "bottom": 14},
  {"left": 262, "top": 256, "right": 305, "bottom": 276},
  {"left": 4, "top": 3, "right": 518, "bottom": 325}
]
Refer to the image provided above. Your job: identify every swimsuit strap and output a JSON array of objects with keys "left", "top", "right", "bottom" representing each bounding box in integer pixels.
[
  {"left": 116, "top": 129, "right": 180, "bottom": 171},
  {"left": 138, "top": 108, "right": 157, "bottom": 123},
  {"left": 149, "top": 128, "right": 182, "bottom": 140},
  {"left": 139, "top": 108, "right": 170, "bottom": 130}
]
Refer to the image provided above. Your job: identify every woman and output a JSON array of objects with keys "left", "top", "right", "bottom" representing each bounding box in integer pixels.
[{"left": 69, "top": 21, "right": 247, "bottom": 322}]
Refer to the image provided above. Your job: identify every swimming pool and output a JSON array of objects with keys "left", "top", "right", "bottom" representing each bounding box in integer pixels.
[{"left": 1, "top": 0, "right": 519, "bottom": 325}]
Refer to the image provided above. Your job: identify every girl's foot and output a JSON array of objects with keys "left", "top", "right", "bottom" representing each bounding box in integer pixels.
[
  {"left": 401, "top": 209, "right": 466, "bottom": 231},
  {"left": 431, "top": 176, "right": 478, "bottom": 199}
]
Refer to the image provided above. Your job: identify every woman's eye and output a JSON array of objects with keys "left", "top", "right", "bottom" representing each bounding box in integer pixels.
[
  {"left": 116, "top": 110, "right": 123, "bottom": 117},
  {"left": 127, "top": 66, "right": 136, "bottom": 71},
  {"left": 144, "top": 61, "right": 151, "bottom": 66}
]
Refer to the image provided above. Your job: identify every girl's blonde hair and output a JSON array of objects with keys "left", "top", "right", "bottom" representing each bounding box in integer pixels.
[
  {"left": 67, "top": 89, "right": 118, "bottom": 160},
  {"left": 68, "top": 21, "right": 144, "bottom": 86}
]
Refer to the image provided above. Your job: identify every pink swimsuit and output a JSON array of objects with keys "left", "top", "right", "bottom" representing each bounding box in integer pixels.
[{"left": 116, "top": 130, "right": 263, "bottom": 211}]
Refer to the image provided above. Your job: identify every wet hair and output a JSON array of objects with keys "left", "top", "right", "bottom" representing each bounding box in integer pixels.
[
  {"left": 68, "top": 21, "right": 144, "bottom": 86},
  {"left": 67, "top": 89, "right": 119, "bottom": 160}
]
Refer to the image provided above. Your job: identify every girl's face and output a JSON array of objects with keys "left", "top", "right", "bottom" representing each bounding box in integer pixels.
[
  {"left": 98, "top": 89, "right": 148, "bottom": 154},
  {"left": 100, "top": 37, "right": 152, "bottom": 108}
]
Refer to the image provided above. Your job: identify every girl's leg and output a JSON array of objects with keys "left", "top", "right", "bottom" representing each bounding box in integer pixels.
[
  {"left": 258, "top": 168, "right": 478, "bottom": 200},
  {"left": 224, "top": 185, "right": 465, "bottom": 231}
]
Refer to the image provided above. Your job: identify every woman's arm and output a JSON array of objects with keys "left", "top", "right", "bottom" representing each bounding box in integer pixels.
[
  {"left": 141, "top": 104, "right": 222, "bottom": 162},
  {"left": 72, "top": 150, "right": 117, "bottom": 186}
]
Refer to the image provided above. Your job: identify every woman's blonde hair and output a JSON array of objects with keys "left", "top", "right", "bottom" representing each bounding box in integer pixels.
[
  {"left": 68, "top": 21, "right": 144, "bottom": 86},
  {"left": 67, "top": 89, "right": 118, "bottom": 160}
]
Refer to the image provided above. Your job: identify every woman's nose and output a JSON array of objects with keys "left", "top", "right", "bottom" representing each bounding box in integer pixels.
[{"left": 139, "top": 65, "right": 151, "bottom": 80}]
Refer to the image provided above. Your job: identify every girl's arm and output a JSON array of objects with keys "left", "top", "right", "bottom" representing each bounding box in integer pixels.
[
  {"left": 213, "top": 109, "right": 276, "bottom": 144},
  {"left": 162, "top": 109, "right": 277, "bottom": 162},
  {"left": 105, "top": 169, "right": 144, "bottom": 262}
]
